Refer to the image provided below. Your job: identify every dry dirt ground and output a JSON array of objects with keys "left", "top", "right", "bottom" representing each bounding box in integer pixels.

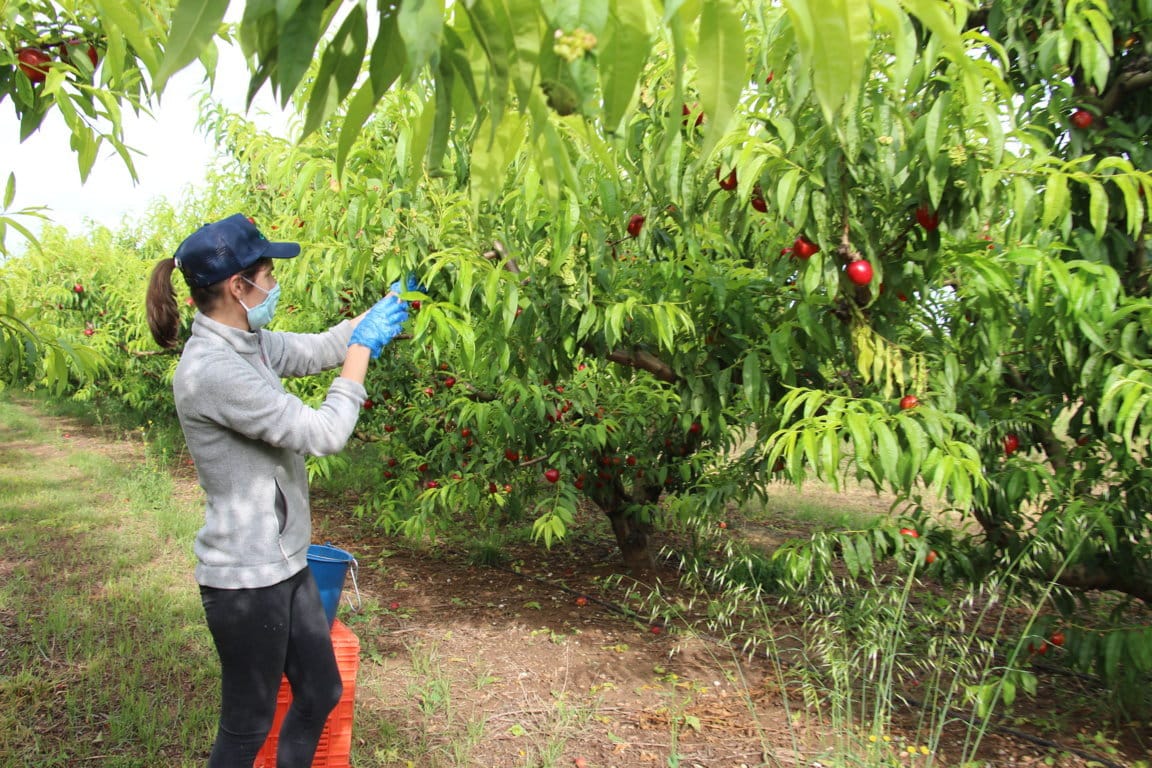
[{"left": 27, "top": 404, "right": 1152, "bottom": 767}]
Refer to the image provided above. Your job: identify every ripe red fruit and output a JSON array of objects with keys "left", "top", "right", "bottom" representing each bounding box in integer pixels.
[
  {"left": 425, "top": 480, "right": 438, "bottom": 489},
  {"left": 846, "top": 260, "right": 874, "bottom": 286},
  {"left": 17, "top": 48, "right": 51, "bottom": 83},
  {"left": 417, "top": 463, "right": 429, "bottom": 472},
  {"left": 1070, "top": 109, "right": 1094, "bottom": 129},
  {"left": 925, "top": 550, "right": 938, "bottom": 564},
  {"left": 443, "top": 376, "right": 456, "bottom": 388},
  {"left": 460, "top": 427, "right": 471, "bottom": 438},
  {"left": 793, "top": 235, "right": 819, "bottom": 259},
  {"left": 681, "top": 103, "right": 704, "bottom": 128},
  {"left": 688, "top": 421, "right": 701, "bottom": 434},
  {"left": 750, "top": 186, "right": 768, "bottom": 213},
  {"left": 411, "top": 300, "right": 422, "bottom": 310},
  {"left": 717, "top": 168, "right": 738, "bottom": 191},
  {"left": 423, "top": 386, "right": 435, "bottom": 397},
  {"left": 383, "top": 424, "right": 396, "bottom": 433},
  {"left": 1049, "top": 630, "right": 1065, "bottom": 647},
  {"left": 627, "top": 214, "right": 645, "bottom": 238},
  {"left": 60, "top": 39, "right": 98, "bottom": 68},
  {"left": 1003, "top": 433, "right": 1020, "bottom": 455},
  {"left": 544, "top": 468, "right": 561, "bottom": 483},
  {"left": 362, "top": 399, "right": 374, "bottom": 410},
  {"left": 389, "top": 601, "right": 400, "bottom": 610},
  {"left": 83, "top": 327, "right": 95, "bottom": 337},
  {"left": 915, "top": 204, "right": 940, "bottom": 231},
  {"left": 505, "top": 449, "right": 520, "bottom": 462},
  {"left": 651, "top": 625, "right": 661, "bottom": 635},
  {"left": 575, "top": 596, "right": 588, "bottom": 607},
  {"left": 718, "top": 521, "right": 727, "bottom": 529},
  {"left": 626, "top": 455, "right": 637, "bottom": 466},
  {"left": 73, "top": 283, "right": 84, "bottom": 294},
  {"left": 900, "top": 527, "right": 919, "bottom": 538},
  {"left": 900, "top": 395, "right": 919, "bottom": 410}
]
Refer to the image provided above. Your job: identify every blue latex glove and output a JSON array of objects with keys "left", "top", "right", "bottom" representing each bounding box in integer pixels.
[
  {"left": 389, "top": 274, "right": 426, "bottom": 297},
  {"left": 349, "top": 296, "right": 409, "bottom": 358}
]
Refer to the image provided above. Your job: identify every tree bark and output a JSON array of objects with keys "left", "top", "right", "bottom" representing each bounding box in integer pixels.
[
  {"left": 1056, "top": 557, "right": 1152, "bottom": 606},
  {"left": 605, "top": 505, "right": 656, "bottom": 577},
  {"left": 589, "top": 478, "right": 660, "bottom": 576}
]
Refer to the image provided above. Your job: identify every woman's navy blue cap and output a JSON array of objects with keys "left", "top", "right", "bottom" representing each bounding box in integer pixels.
[{"left": 174, "top": 214, "right": 300, "bottom": 289}]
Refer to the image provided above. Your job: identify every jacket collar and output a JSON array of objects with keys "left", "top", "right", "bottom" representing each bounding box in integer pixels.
[{"left": 191, "top": 312, "right": 261, "bottom": 355}]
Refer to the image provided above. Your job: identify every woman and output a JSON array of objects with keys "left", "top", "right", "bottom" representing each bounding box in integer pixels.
[{"left": 145, "top": 213, "right": 410, "bottom": 767}]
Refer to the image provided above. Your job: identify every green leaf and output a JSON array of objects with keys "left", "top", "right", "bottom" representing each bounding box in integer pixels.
[
  {"left": 599, "top": 0, "right": 652, "bottom": 133},
  {"left": 873, "top": 419, "right": 899, "bottom": 480},
  {"left": 775, "top": 168, "right": 801, "bottom": 215},
  {"left": 335, "top": 9, "right": 404, "bottom": 177},
  {"left": 854, "top": 535, "right": 873, "bottom": 574},
  {"left": 302, "top": 4, "right": 369, "bottom": 138},
  {"left": 783, "top": 0, "right": 872, "bottom": 124},
  {"left": 846, "top": 411, "right": 871, "bottom": 463},
  {"left": 1042, "top": 171, "right": 1068, "bottom": 228},
  {"left": 92, "top": 0, "right": 161, "bottom": 77},
  {"left": 399, "top": 0, "right": 446, "bottom": 76},
  {"left": 696, "top": 0, "right": 746, "bottom": 157},
  {"left": 742, "top": 352, "right": 763, "bottom": 408},
  {"left": 336, "top": 83, "right": 384, "bottom": 179},
  {"left": 427, "top": 53, "right": 455, "bottom": 175},
  {"left": 840, "top": 533, "right": 860, "bottom": 577},
  {"left": 461, "top": 0, "right": 512, "bottom": 131},
  {"left": 3, "top": 173, "right": 14, "bottom": 210},
  {"left": 276, "top": 0, "right": 328, "bottom": 104},
  {"left": 155, "top": 0, "right": 229, "bottom": 93},
  {"left": 1087, "top": 180, "right": 1109, "bottom": 239},
  {"left": 923, "top": 91, "right": 949, "bottom": 163}
]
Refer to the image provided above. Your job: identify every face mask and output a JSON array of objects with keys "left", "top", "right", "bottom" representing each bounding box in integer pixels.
[{"left": 238, "top": 277, "right": 281, "bottom": 331}]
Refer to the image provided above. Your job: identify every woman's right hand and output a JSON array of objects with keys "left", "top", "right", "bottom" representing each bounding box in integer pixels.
[{"left": 348, "top": 296, "right": 409, "bottom": 358}]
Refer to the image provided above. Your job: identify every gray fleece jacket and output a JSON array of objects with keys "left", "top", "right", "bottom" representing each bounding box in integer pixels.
[{"left": 173, "top": 312, "right": 366, "bottom": 589}]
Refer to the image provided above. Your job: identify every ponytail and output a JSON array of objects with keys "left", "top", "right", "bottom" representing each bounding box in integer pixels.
[{"left": 146, "top": 258, "right": 181, "bottom": 349}]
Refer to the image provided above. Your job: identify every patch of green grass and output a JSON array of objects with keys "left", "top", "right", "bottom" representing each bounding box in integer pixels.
[
  {"left": 746, "top": 492, "right": 885, "bottom": 531},
  {"left": 0, "top": 397, "right": 217, "bottom": 767}
]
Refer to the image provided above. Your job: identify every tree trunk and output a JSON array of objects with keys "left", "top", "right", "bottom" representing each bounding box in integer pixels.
[
  {"left": 605, "top": 505, "right": 655, "bottom": 576},
  {"left": 590, "top": 484, "right": 656, "bottom": 576},
  {"left": 1057, "top": 557, "right": 1152, "bottom": 606}
]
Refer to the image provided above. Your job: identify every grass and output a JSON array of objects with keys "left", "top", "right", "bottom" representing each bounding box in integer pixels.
[{"left": 0, "top": 397, "right": 216, "bottom": 767}]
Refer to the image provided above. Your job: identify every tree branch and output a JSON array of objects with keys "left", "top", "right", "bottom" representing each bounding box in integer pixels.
[
  {"left": 1057, "top": 558, "right": 1152, "bottom": 605},
  {"left": 1100, "top": 56, "right": 1152, "bottom": 116},
  {"left": 603, "top": 347, "right": 680, "bottom": 383}
]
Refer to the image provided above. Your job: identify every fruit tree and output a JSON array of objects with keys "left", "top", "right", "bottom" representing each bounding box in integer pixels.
[{"left": 3, "top": 0, "right": 1152, "bottom": 710}]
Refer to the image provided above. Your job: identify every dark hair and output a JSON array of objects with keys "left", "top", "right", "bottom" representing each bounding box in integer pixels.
[{"left": 145, "top": 257, "right": 271, "bottom": 348}]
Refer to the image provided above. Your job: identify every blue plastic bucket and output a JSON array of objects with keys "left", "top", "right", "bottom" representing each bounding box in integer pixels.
[{"left": 307, "top": 543, "right": 358, "bottom": 627}]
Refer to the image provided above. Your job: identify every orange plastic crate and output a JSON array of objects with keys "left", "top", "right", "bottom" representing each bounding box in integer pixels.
[{"left": 253, "top": 619, "right": 359, "bottom": 768}]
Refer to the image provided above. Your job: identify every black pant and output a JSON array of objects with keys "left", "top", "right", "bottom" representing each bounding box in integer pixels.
[{"left": 200, "top": 567, "right": 342, "bottom": 768}]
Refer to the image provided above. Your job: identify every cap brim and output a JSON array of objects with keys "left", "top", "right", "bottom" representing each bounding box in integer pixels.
[{"left": 266, "top": 241, "right": 301, "bottom": 259}]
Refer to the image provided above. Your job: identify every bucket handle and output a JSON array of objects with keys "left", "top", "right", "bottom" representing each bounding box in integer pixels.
[{"left": 342, "top": 556, "right": 362, "bottom": 614}]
